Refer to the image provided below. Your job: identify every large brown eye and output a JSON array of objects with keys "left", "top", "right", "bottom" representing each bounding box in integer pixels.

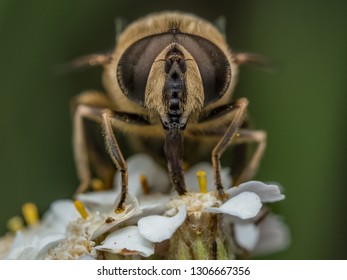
[
  {"left": 176, "top": 34, "right": 231, "bottom": 105},
  {"left": 117, "top": 32, "right": 231, "bottom": 106},
  {"left": 117, "top": 35, "right": 173, "bottom": 106}
]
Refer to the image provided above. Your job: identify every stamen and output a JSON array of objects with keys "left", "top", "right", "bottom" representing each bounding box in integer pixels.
[
  {"left": 182, "top": 161, "right": 189, "bottom": 171},
  {"left": 22, "top": 202, "right": 39, "bottom": 226},
  {"left": 91, "top": 178, "right": 105, "bottom": 191},
  {"left": 140, "top": 174, "right": 150, "bottom": 195},
  {"left": 7, "top": 216, "right": 24, "bottom": 232},
  {"left": 196, "top": 170, "right": 207, "bottom": 193},
  {"left": 74, "top": 200, "right": 88, "bottom": 220}
]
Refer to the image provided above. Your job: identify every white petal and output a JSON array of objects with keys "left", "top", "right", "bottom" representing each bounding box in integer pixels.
[
  {"left": 35, "top": 233, "right": 65, "bottom": 259},
  {"left": 79, "top": 255, "right": 96, "bottom": 260},
  {"left": 41, "top": 200, "right": 80, "bottom": 230},
  {"left": 126, "top": 193, "right": 170, "bottom": 225},
  {"left": 95, "top": 226, "right": 154, "bottom": 257},
  {"left": 227, "top": 181, "right": 285, "bottom": 203},
  {"left": 115, "top": 154, "right": 170, "bottom": 195},
  {"left": 254, "top": 214, "right": 290, "bottom": 256},
  {"left": 90, "top": 195, "right": 141, "bottom": 240},
  {"left": 14, "top": 246, "right": 37, "bottom": 260},
  {"left": 138, "top": 205, "right": 187, "bottom": 242},
  {"left": 234, "top": 223, "right": 260, "bottom": 251},
  {"left": 139, "top": 193, "right": 170, "bottom": 214},
  {"left": 5, "top": 231, "right": 34, "bottom": 259},
  {"left": 205, "top": 192, "right": 262, "bottom": 219},
  {"left": 184, "top": 163, "right": 232, "bottom": 192},
  {"left": 76, "top": 190, "right": 118, "bottom": 212},
  {"left": 5, "top": 228, "right": 66, "bottom": 260}
]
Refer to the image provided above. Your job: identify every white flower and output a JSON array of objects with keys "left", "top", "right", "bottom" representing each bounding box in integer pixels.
[
  {"left": 2, "top": 154, "right": 289, "bottom": 259},
  {"left": 90, "top": 194, "right": 141, "bottom": 240},
  {"left": 76, "top": 190, "right": 118, "bottom": 213},
  {"left": 231, "top": 211, "right": 290, "bottom": 255},
  {"left": 224, "top": 209, "right": 290, "bottom": 256},
  {"left": 184, "top": 162, "right": 232, "bottom": 192},
  {"left": 75, "top": 154, "right": 173, "bottom": 240},
  {"left": 254, "top": 213, "right": 290, "bottom": 255},
  {"left": 234, "top": 223, "right": 259, "bottom": 251},
  {"left": 226, "top": 181, "right": 285, "bottom": 203},
  {"left": 205, "top": 192, "right": 262, "bottom": 219},
  {"left": 133, "top": 159, "right": 286, "bottom": 255},
  {"left": 136, "top": 187, "right": 283, "bottom": 249},
  {"left": 138, "top": 206, "right": 187, "bottom": 243},
  {"left": 4, "top": 200, "right": 78, "bottom": 260},
  {"left": 89, "top": 193, "right": 171, "bottom": 257},
  {"left": 84, "top": 193, "right": 171, "bottom": 241},
  {"left": 214, "top": 182, "right": 288, "bottom": 256},
  {"left": 45, "top": 217, "right": 99, "bottom": 260},
  {"left": 94, "top": 226, "right": 154, "bottom": 257},
  {"left": 5, "top": 231, "right": 64, "bottom": 260},
  {"left": 205, "top": 180, "right": 284, "bottom": 219},
  {"left": 114, "top": 153, "right": 171, "bottom": 196},
  {"left": 5, "top": 198, "right": 102, "bottom": 260}
]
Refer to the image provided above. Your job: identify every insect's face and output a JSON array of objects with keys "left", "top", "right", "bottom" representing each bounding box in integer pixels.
[{"left": 116, "top": 30, "right": 232, "bottom": 132}]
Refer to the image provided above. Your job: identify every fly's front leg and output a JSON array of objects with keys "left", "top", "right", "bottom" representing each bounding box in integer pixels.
[
  {"left": 73, "top": 103, "right": 107, "bottom": 194},
  {"left": 102, "top": 111, "right": 128, "bottom": 211},
  {"left": 73, "top": 104, "right": 128, "bottom": 208},
  {"left": 189, "top": 98, "right": 266, "bottom": 194},
  {"left": 73, "top": 93, "right": 152, "bottom": 209},
  {"left": 212, "top": 98, "right": 248, "bottom": 199},
  {"left": 73, "top": 105, "right": 92, "bottom": 194},
  {"left": 232, "top": 129, "right": 267, "bottom": 185}
]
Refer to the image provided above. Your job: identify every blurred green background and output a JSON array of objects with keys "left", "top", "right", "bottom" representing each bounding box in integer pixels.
[{"left": 0, "top": 0, "right": 346, "bottom": 259}]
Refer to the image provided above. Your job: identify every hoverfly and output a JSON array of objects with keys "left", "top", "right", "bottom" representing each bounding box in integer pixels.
[{"left": 71, "top": 12, "right": 267, "bottom": 210}]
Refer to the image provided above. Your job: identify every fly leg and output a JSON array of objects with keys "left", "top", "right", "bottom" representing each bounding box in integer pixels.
[
  {"left": 211, "top": 98, "right": 248, "bottom": 199},
  {"left": 101, "top": 110, "right": 128, "bottom": 210},
  {"left": 231, "top": 129, "right": 267, "bottom": 185},
  {"left": 73, "top": 95, "right": 151, "bottom": 210}
]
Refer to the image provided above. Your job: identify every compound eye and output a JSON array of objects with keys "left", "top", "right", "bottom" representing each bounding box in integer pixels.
[
  {"left": 117, "top": 35, "right": 172, "bottom": 106},
  {"left": 175, "top": 34, "right": 231, "bottom": 105},
  {"left": 117, "top": 32, "right": 231, "bottom": 107}
]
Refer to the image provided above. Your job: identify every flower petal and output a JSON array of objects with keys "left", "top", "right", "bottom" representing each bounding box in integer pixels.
[
  {"left": 95, "top": 226, "right": 154, "bottom": 257},
  {"left": 90, "top": 195, "right": 141, "bottom": 240},
  {"left": 76, "top": 190, "right": 118, "bottom": 212},
  {"left": 126, "top": 193, "right": 171, "bottom": 225},
  {"left": 115, "top": 154, "right": 170, "bottom": 195},
  {"left": 138, "top": 205, "right": 187, "bottom": 242},
  {"left": 35, "top": 233, "right": 65, "bottom": 259},
  {"left": 5, "top": 230, "right": 64, "bottom": 260},
  {"left": 234, "top": 223, "right": 260, "bottom": 251},
  {"left": 78, "top": 255, "right": 96, "bottom": 260},
  {"left": 227, "top": 181, "right": 284, "bottom": 203},
  {"left": 5, "top": 231, "right": 35, "bottom": 259},
  {"left": 41, "top": 200, "right": 80, "bottom": 231},
  {"left": 138, "top": 193, "right": 170, "bottom": 214},
  {"left": 254, "top": 214, "right": 290, "bottom": 256},
  {"left": 205, "top": 192, "right": 262, "bottom": 219},
  {"left": 184, "top": 162, "right": 232, "bottom": 192}
]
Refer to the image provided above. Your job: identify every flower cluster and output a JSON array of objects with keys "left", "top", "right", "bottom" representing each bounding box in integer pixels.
[{"left": 0, "top": 154, "right": 289, "bottom": 260}]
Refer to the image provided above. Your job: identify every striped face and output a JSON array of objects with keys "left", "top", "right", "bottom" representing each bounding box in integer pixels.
[{"left": 116, "top": 29, "right": 231, "bottom": 128}]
